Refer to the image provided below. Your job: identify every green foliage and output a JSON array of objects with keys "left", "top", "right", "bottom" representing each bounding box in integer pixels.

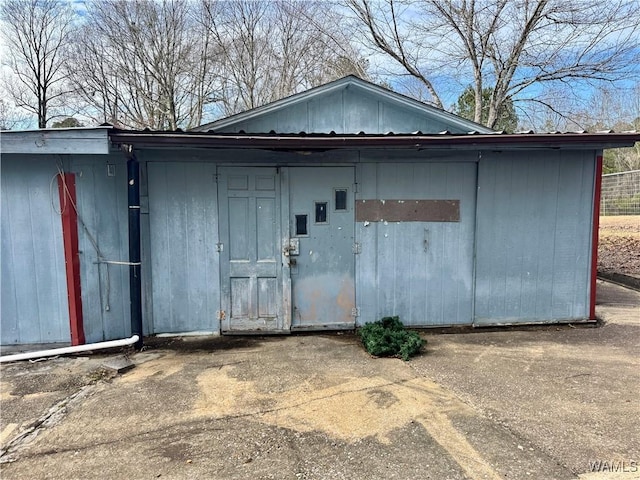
[
  {"left": 455, "top": 86, "right": 518, "bottom": 132},
  {"left": 358, "top": 316, "right": 425, "bottom": 361},
  {"left": 602, "top": 152, "right": 618, "bottom": 175},
  {"left": 52, "top": 117, "right": 83, "bottom": 128},
  {"left": 589, "top": 117, "right": 640, "bottom": 174},
  {"left": 602, "top": 143, "right": 640, "bottom": 174}
]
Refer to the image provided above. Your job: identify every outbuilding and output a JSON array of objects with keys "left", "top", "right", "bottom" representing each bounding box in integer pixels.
[{"left": 2, "top": 76, "right": 639, "bottom": 346}]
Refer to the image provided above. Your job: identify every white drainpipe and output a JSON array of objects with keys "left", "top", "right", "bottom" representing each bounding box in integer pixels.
[{"left": 0, "top": 335, "right": 139, "bottom": 363}]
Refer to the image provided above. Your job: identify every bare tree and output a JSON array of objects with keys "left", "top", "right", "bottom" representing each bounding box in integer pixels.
[
  {"left": 1, "top": 0, "right": 74, "bottom": 128},
  {"left": 68, "top": 0, "right": 220, "bottom": 130},
  {"left": 63, "top": 0, "right": 367, "bottom": 127},
  {"left": 0, "top": 99, "right": 12, "bottom": 130},
  {"left": 0, "top": 98, "right": 30, "bottom": 130},
  {"left": 202, "top": 0, "right": 368, "bottom": 116},
  {"left": 347, "top": 0, "right": 640, "bottom": 129},
  {"left": 580, "top": 83, "right": 640, "bottom": 172}
]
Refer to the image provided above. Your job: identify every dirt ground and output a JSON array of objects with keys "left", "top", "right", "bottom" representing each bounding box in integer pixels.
[
  {"left": 598, "top": 215, "right": 640, "bottom": 276},
  {"left": 1, "top": 281, "right": 638, "bottom": 480}
]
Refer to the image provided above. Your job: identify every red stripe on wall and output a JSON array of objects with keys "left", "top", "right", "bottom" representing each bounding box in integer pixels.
[
  {"left": 590, "top": 155, "right": 603, "bottom": 320},
  {"left": 58, "top": 173, "right": 86, "bottom": 345}
]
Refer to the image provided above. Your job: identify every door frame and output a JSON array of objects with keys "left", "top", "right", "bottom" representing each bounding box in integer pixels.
[{"left": 280, "top": 166, "right": 292, "bottom": 331}]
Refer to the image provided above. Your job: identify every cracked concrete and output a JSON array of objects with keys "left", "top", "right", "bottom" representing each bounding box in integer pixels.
[
  {"left": 1, "top": 382, "right": 99, "bottom": 462},
  {"left": 0, "top": 280, "right": 638, "bottom": 479}
]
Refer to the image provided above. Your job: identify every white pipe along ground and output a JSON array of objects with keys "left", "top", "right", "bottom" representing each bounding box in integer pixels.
[{"left": 0, "top": 335, "right": 139, "bottom": 363}]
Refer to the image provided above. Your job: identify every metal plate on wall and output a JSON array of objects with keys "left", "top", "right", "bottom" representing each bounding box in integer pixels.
[{"left": 356, "top": 199, "right": 460, "bottom": 222}]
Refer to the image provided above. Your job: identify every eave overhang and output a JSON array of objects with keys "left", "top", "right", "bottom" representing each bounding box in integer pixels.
[
  {"left": 108, "top": 131, "right": 640, "bottom": 152},
  {"left": 1, "top": 127, "right": 112, "bottom": 155}
]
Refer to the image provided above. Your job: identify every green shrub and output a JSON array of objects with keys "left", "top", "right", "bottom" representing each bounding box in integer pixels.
[{"left": 358, "top": 316, "right": 425, "bottom": 361}]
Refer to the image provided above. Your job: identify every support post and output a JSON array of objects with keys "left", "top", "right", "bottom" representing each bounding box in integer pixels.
[
  {"left": 590, "top": 154, "right": 603, "bottom": 320},
  {"left": 127, "top": 155, "right": 143, "bottom": 349},
  {"left": 57, "top": 173, "right": 85, "bottom": 346}
]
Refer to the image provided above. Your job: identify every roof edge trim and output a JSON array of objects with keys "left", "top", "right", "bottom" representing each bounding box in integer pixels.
[
  {"left": 108, "top": 131, "right": 640, "bottom": 151},
  {"left": 1, "top": 127, "right": 112, "bottom": 155}
]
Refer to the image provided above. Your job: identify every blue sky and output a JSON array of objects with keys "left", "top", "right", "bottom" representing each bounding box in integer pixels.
[{"left": 2, "top": 0, "right": 639, "bottom": 131}]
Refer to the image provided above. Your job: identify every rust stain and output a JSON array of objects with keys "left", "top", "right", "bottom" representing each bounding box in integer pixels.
[
  {"left": 295, "top": 274, "right": 354, "bottom": 324},
  {"left": 336, "top": 277, "right": 355, "bottom": 322}
]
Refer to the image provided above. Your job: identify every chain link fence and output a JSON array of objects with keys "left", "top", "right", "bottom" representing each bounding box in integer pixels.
[{"left": 600, "top": 170, "right": 640, "bottom": 215}]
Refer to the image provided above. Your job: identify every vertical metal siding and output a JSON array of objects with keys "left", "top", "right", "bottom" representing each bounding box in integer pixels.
[
  {"left": 1, "top": 156, "right": 69, "bottom": 344},
  {"left": 356, "top": 160, "right": 477, "bottom": 326},
  {"left": 219, "top": 87, "right": 468, "bottom": 134},
  {"left": 276, "top": 102, "right": 308, "bottom": 133},
  {"left": 343, "top": 88, "right": 379, "bottom": 133},
  {"left": 309, "top": 90, "right": 344, "bottom": 132},
  {"left": 379, "top": 103, "right": 450, "bottom": 134},
  {"left": 139, "top": 160, "right": 153, "bottom": 336},
  {"left": 72, "top": 155, "right": 130, "bottom": 342},
  {"left": 474, "top": 151, "right": 594, "bottom": 323},
  {"left": 147, "top": 162, "right": 220, "bottom": 334}
]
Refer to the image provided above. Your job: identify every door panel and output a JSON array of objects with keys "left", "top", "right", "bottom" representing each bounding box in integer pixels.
[
  {"left": 288, "top": 167, "right": 356, "bottom": 328},
  {"left": 355, "top": 162, "right": 476, "bottom": 326},
  {"left": 148, "top": 162, "right": 219, "bottom": 335},
  {"left": 219, "top": 167, "right": 284, "bottom": 332}
]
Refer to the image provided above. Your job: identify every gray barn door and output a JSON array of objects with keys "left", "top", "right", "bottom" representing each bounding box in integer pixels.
[
  {"left": 147, "top": 162, "right": 219, "bottom": 335},
  {"left": 355, "top": 162, "right": 477, "bottom": 327},
  {"left": 288, "top": 167, "right": 356, "bottom": 329},
  {"left": 218, "top": 167, "right": 285, "bottom": 332}
]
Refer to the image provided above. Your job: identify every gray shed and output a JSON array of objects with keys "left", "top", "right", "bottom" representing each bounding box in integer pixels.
[{"left": 2, "top": 76, "right": 639, "bottom": 346}]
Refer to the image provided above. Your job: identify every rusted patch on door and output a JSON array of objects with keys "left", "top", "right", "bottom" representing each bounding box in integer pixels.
[
  {"left": 356, "top": 200, "right": 460, "bottom": 222},
  {"left": 294, "top": 274, "right": 355, "bottom": 325}
]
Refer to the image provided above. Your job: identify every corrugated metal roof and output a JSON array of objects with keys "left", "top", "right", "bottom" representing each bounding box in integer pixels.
[
  {"left": 3, "top": 126, "right": 637, "bottom": 154},
  {"left": 108, "top": 128, "right": 640, "bottom": 151}
]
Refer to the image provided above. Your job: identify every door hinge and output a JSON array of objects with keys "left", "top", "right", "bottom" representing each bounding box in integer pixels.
[
  {"left": 352, "top": 242, "right": 361, "bottom": 254},
  {"left": 217, "top": 310, "right": 226, "bottom": 320},
  {"left": 351, "top": 307, "right": 360, "bottom": 317},
  {"left": 216, "top": 243, "right": 224, "bottom": 252}
]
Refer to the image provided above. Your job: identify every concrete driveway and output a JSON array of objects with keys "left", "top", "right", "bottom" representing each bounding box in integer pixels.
[{"left": 1, "top": 280, "right": 638, "bottom": 480}]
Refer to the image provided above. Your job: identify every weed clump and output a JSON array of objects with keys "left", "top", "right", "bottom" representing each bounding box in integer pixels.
[{"left": 358, "top": 316, "right": 425, "bottom": 361}]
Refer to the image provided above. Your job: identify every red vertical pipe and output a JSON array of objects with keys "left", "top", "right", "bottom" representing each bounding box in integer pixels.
[
  {"left": 589, "top": 155, "right": 603, "bottom": 320},
  {"left": 58, "top": 173, "right": 86, "bottom": 345}
]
